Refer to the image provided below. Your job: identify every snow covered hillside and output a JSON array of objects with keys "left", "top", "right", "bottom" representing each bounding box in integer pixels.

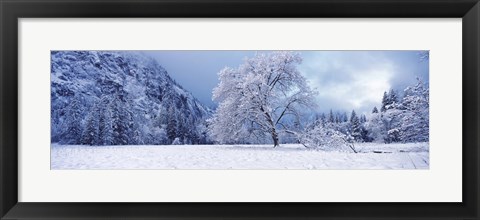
[
  {"left": 51, "top": 143, "right": 429, "bottom": 170},
  {"left": 51, "top": 51, "right": 211, "bottom": 146}
]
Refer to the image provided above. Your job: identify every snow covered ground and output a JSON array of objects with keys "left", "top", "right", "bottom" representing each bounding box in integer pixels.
[{"left": 51, "top": 142, "right": 429, "bottom": 170}]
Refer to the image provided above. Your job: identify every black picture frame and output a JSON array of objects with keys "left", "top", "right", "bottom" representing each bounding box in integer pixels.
[{"left": 1, "top": 0, "right": 479, "bottom": 219}]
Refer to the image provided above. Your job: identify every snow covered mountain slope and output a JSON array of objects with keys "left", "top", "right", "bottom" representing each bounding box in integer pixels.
[{"left": 51, "top": 51, "right": 212, "bottom": 145}]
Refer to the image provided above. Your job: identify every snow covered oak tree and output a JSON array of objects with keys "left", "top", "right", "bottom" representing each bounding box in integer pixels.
[{"left": 209, "top": 51, "right": 317, "bottom": 147}]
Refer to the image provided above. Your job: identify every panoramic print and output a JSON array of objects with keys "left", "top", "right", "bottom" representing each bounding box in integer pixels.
[{"left": 51, "top": 50, "right": 429, "bottom": 169}]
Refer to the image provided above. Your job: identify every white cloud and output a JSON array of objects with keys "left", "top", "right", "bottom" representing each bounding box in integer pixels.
[{"left": 299, "top": 51, "right": 394, "bottom": 114}]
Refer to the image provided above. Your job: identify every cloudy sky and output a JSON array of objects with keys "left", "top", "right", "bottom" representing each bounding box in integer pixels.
[{"left": 147, "top": 51, "right": 429, "bottom": 115}]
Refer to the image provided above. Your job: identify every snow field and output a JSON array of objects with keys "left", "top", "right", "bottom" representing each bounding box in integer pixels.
[{"left": 51, "top": 142, "right": 428, "bottom": 170}]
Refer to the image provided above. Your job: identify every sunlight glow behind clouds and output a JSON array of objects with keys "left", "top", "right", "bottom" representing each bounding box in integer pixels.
[{"left": 299, "top": 51, "right": 424, "bottom": 114}]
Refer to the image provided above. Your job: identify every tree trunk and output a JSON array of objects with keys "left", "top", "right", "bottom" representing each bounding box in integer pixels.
[
  {"left": 261, "top": 106, "right": 279, "bottom": 147},
  {"left": 271, "top": 128, "right": 280, "bottom": 147}
]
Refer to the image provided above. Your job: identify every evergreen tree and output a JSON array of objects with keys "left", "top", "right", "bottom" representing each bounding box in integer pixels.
[
  {"left": 350, "top": 110, "right": 363, "bottom": 142},
  {"left": 166, "top": 105, "right": 178, "bottom": 142},
  {"left": 360, "top": 126, "right": 370, "bottom": 142},
  {"left": 342, "top": 112, "right": 348, "bottom": 122},
  {"left": 177, "top": 116, "right": 188, "bottom": 144},
  {"left": 373, "top": 89, "right": 404, "bottom": 143},
  {"left": 98, "top": 97, "right": 113, "bottom": 145},
  {"left": 132, "top": 128, "right": 143, "bottom": 145},
  {"left": 383, "top": 108, "right": 403, "bottom": 143},
  {"left": 372, "top": 106, "right": 379, "bottom": 114},
  {"left": 82, "top": 103, "right": 100, "bottom": 145},
  {"left": 349, "top": 110, "right": 357, "bottom": 123},
  {"left": 319, "top": 113, "right": 327, "bottom": 126},
  {"left": 388, "top": 89, "right": 399, "bottom": 107},
  {"left": 360, "top": 114, "right": 367, "bottom": 123},
  {"left": 381, "top": 91, "right": 388, "bottom": 112},
  {"left": 328, "top": 109, "right": 335, "bottom": 123},
  {"left": 398, "top": 78, "right": 429, "bottom": 142},
  {"left": 63, "top": 96, "right": 84, "bottom": 144},
  {"left": 110, "top": 94, "right": 133, "bottom": 145},
  {"left": 364, "top": 112, "right": 387, "bottom": 143}
]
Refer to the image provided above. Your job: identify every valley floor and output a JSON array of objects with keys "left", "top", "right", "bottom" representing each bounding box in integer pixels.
[{"left": 51, "top": 142, "right": 429, "bottom": 170}]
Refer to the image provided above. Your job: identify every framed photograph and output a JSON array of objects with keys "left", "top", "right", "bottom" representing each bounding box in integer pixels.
[
  {"left": 49, "top": 50, "right": 430, "bottom": 170},
  {"left": 1, "top": 0, "right": 478, "bottom": 219}
]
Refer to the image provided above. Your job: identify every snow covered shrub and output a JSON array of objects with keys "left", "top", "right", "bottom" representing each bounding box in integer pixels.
[
  {"left": 298, "top": 124, "right": 357, "bottom": 153},
  {"left": 386, "top": 128, "right": 401, "bottom": 143},
  {"left": 171, "top": 137, "right": 182, "bottom": 145}
]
